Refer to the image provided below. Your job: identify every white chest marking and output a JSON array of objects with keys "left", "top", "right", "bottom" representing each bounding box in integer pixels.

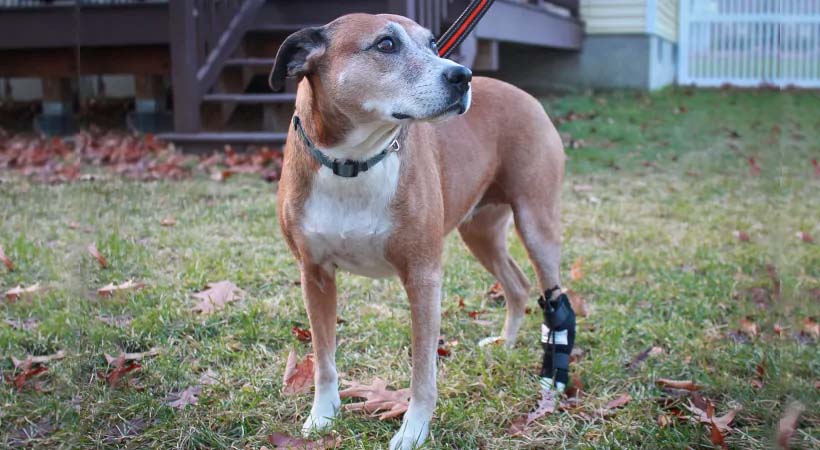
[{"left": 302, "top": 153, "right": 400, "bottom": 278}]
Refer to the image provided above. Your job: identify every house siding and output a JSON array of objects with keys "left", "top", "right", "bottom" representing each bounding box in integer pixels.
[
  {"left": 581, "top": 0, "right": 647, "bottom": 34},
  {"left": 656, "top": 0, "right": 678, "bottom": 42},
  {"left": 581, "top": 0, "right": 678, "bottom": 42}
]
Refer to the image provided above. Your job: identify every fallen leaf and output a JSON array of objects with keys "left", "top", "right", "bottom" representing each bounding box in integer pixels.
[
  {"left": 8, "top": 418, "right": 55, "bottom": 447},
  {"left": 268, "top": 432, "right": 341, "bottom": 449},
  {"left": 282, "top": 349, "right": 314, "bottom": 395},
  {"left": 777, "top": 402, "right": 805, "bottom": 449},
  {"left": 103, "top": 348, "right": 159, "bottom": 365},
  {"left": 752, "top": 360, "right": 765, "bottom": 389},
  {"left": 11, "top": 350, "right": 66, "bottom": 369},
  {"left": 160, "top": 217, "right": 177, "bottom": 227},
  {"left": 5, "top": 283, "right": 43, "bottom": 301},
  {"left": 487, "top": 281, "right": 504, "bottom": 302},
  {"left": 796, "top": 231, "right": 814, "bottom": 243},
  {"left": 566, "top": 289, "right": 589, "bottom": 317},
  {"left": 166, "top": 385, "right": 202, "bottom": 409},
  {"left": 67, "top": 221, "right": 82, "bottom": 230},
  {"left": 7, "top": 350, "right": 65, "bottom": 390},
  {"left": 508, "top": 388, "right": 556, "bottom": 435},
  {"left": 97, "top": 314, "right": 133, "bottom": 328},
  {"left": 291, "top": 325, "right": 312, "bottom": 342},
  {"left": 102, "top": 360, "right": 141, "bottom": 388},
  {"left": 802, "top": 317, "right": 819, "bottom": 340},
  {"left": 600, "top": 393, "right": 632, "bottom": 416},
  {"left": 733, "top": 230, "right": 751, "bottom": 242},
  {"left": 627, "top": 345, "right": 664, "bottom": 372},
  {"left": 812, "top": 159, "right": 820, "bottom": 178},
  {"left": 456, "top": 296, "right": 465, "bottom": 309},
  {"left": 739, "top": 316, "right": 759, "bottom": 338},
  {"left": 683, "top": 399, "right": 739, "bottom": 433},
  {"left": 570, "top": 258, "right": 584, "bottom": 281},
  {"left": 190, "top": 280, "right": 244, "bottom": 314},
  {"left": 656, "top": 378, "right": 700, "bottom": 391},
  {"left": 0, "top": 245, "right": 13, "bottom": 271},
  {"left": 748, "top": 157, "right": 762, "bottom": 176},
  {"left": 467, "top": 309, "right": 488, "bottom": 319},
  {"left": 339, "top": 377, "right": 410, "bottom": 420},
  {"left": 4, "top": 317, "right": 40, "bottom": 331},
  {"left": 87, "top": 243, "right": 108, "bottom": 268},
  {"left": 97, "top": 280, "right": 145, "bottom": 297},
  {"left": 199, "top": 368, "right": 219, "bottom": 385},
  {"left": 103, "top": 417, "right": 148, "bottom": 444}
]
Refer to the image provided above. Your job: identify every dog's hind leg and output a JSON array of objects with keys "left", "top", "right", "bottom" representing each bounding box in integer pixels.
[
  {"left": 458, "top": 204, "right": 532, "bottom": 345},
  {"left": 300, "top": 263, "right": 341, "bottom": 436}
]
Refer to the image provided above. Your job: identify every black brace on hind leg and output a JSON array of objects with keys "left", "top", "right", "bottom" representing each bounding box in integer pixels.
[{"left": 538, "top": 286, "right": 576, "bottom": 392}]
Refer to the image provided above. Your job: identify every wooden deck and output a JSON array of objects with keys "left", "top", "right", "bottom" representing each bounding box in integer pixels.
[{"left": 0, "top": 0, "right": 582, "bottom": 148}]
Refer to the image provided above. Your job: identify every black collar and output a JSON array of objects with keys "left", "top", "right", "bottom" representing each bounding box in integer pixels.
[{"left": 292, "top": 115, "right": 400, "bottom": 178}]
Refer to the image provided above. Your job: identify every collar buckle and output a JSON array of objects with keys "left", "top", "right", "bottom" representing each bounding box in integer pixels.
[{"left": 331, "top": 159, "right": 359, "bottom": 178}]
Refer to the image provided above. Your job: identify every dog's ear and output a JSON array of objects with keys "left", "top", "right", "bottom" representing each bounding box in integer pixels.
[{"left": 269, "top": 27, "right": 327, "bottom": 92}]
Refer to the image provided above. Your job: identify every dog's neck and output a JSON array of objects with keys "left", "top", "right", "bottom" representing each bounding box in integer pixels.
[{"left": 296, "top": 78, "right": 402, "bottom": 161}]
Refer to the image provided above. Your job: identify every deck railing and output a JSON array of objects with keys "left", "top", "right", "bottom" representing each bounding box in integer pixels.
[{"left": 169, "top": 0, "right": 264, "bottom": 133}]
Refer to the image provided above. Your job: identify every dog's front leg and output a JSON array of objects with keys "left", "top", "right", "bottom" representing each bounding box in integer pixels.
[
  {"left": 299, "top": 263, "right": 340, "bottom": 436},
  {"left": 390, "top": 266, "right": 442, "bottom": 450}
]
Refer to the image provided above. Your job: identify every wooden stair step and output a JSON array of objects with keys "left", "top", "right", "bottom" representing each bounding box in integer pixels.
[
  {"left": 202, "top": 93, "right": 296, "bottom": 104},
  {"left": 158, "top": 132, "right": 287, "bottom": 145},
  {"left": 248, "top": 23, "right": 319, "bottom": 33},
  {"left": 225, "top": 57, "right": 276, "bottom": 67}
]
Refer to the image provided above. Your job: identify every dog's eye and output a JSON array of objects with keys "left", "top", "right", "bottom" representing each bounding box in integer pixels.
[
  {"left": 376, "top": 37, "right": 396, "bottom": 53},
  {"left": 429, "top": 39, "right": 438, "bottom": 52}
]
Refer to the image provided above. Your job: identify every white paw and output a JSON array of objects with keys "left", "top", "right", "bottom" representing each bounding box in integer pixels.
[
  {"left": 389, "top": 416, "right": 429, "bottom": 450},
  {"left": 301, "top": 389, "right": 340, "bottom": 436}
]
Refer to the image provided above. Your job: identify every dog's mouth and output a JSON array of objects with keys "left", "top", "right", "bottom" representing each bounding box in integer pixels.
[{"left": 391, "top": 91, "right": 471, "bottom": 121}]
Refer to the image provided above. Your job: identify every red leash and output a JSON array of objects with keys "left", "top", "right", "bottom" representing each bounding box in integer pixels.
[{"left": 436, "top": 0, "right": 496, "bottom": 58}]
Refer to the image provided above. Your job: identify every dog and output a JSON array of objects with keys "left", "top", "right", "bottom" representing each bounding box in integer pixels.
[{"left": 270, "top": 13, "right": 565, "bottom": 450}]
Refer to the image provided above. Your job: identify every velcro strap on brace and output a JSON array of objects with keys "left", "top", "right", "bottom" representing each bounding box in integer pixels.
[{"left": 538, "top": 289, "right": 576, "bottom": 387}]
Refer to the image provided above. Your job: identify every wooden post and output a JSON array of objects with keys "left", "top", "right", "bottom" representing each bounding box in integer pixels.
[
  {"left": 35, "top": 77, "right": 77, "bottom": 135},
  {"left": 169, "top": 0, "right": 201, "bottom": 133}
]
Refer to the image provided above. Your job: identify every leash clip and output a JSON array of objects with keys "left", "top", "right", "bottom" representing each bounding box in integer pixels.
[{"left": 389, "top": 139, "right": 400, "bottom": 153}]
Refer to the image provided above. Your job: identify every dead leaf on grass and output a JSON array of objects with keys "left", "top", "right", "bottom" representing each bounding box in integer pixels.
[
  {"left": 4, "top": 317, "right": 40, "bottom": 331},
  {"left": 87, "top": 243, "right": 108, "bottom": 268},
  {"left": 8, "top": 417, "right": 56, "bottom": 447},
  {"left": 339, "top": 377, "right": 410, "bottom": 420},
  {"left": 599, "top": 393, "right": 632, "bottom": 416},
  {"left": 268, "top": 432, "right": 341, "bottom": 449},
  {"left": 566, "top": 289, "right": 589, "bottom": 317},
  {"left": 656, "top": 378, "right": 700, "bottom": 391},
  {"left": 166, "top": 385, "right": 202, "bottom": 409},
  {"left": 190, "top": 280, "right": 244, "bottom": 314},
  {"left": 739, "top": 316, "right": 759, "bottom": 338},
  {"left": 7, "top": 350, "right": 65, "bottom": 390},
  {"left": 801, "top": 317, "right": 819, "bottom": 340},
  {"left": 5, "top": 283, "right": 43, "bottom": 301},
  {"left": 97, "top": 280, "right": 145, "bottom": 297},
  {"left": 97, "top": 314, "right": 133, "bottom": 328},
  {"left": 570, "top": 258, "right": 584, "bottom": 281},
  {"left": 160, "top": 217, "right": 177, "bottom": 227},
  {"left": 487, "top": 281, "right": 504, "bottom": 302},
  {"left": 101, "top": 348, "right": 159, "bottom": 387},
  {"left": 282, "top": 349, "right": 314, "bottom": 395},
  {"left": 748, "top": 157, "right": 762, "bottom": 176},
  {"left": 103, "top": 417, "right": 148, "bottom": 444},
  {"left": 627, "top": 345, "right": 664, "bottom": 372},
  {"left": 733, "top": 230, "right": 751, "bottom": 242},
  {"left": 796, "top": 231, "right": 814, "bottom": 243},
  {"left": 0, "top": 244, "right": 13, "bottom": 271},
  {"left": 507, "top": 388, "right": 556, "bottom": 436},
  {"left": 777, "top": 402, "right": 805, "bottom": 450},
  {"left": 291, "top": 325, "right": 312, "bottom": 342},
  {"left": 199, "top": 368, "right": 219, "bottom": 385}
]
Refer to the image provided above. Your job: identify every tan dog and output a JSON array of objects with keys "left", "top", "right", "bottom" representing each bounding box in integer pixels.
[{"left": 271, "top": 13, "right": 565, "bottom": 449}]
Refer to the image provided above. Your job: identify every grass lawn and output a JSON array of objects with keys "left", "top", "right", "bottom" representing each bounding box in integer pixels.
[{"left": 1, "top": 88, "right": 818, "bottom": 449}]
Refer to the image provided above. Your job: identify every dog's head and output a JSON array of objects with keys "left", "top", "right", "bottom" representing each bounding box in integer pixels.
[{"left": 270, "top": 13, "right": 472, "bottom": 124}]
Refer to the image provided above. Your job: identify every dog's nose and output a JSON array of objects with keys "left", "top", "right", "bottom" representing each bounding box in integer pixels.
[{"left": 443, "top": 65, "right": 472, "bottom": 89}]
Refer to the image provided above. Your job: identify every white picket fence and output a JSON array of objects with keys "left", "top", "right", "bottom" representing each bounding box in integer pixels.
[{"left": 678, "top": 0, "right": 820, "bottom": 87}]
